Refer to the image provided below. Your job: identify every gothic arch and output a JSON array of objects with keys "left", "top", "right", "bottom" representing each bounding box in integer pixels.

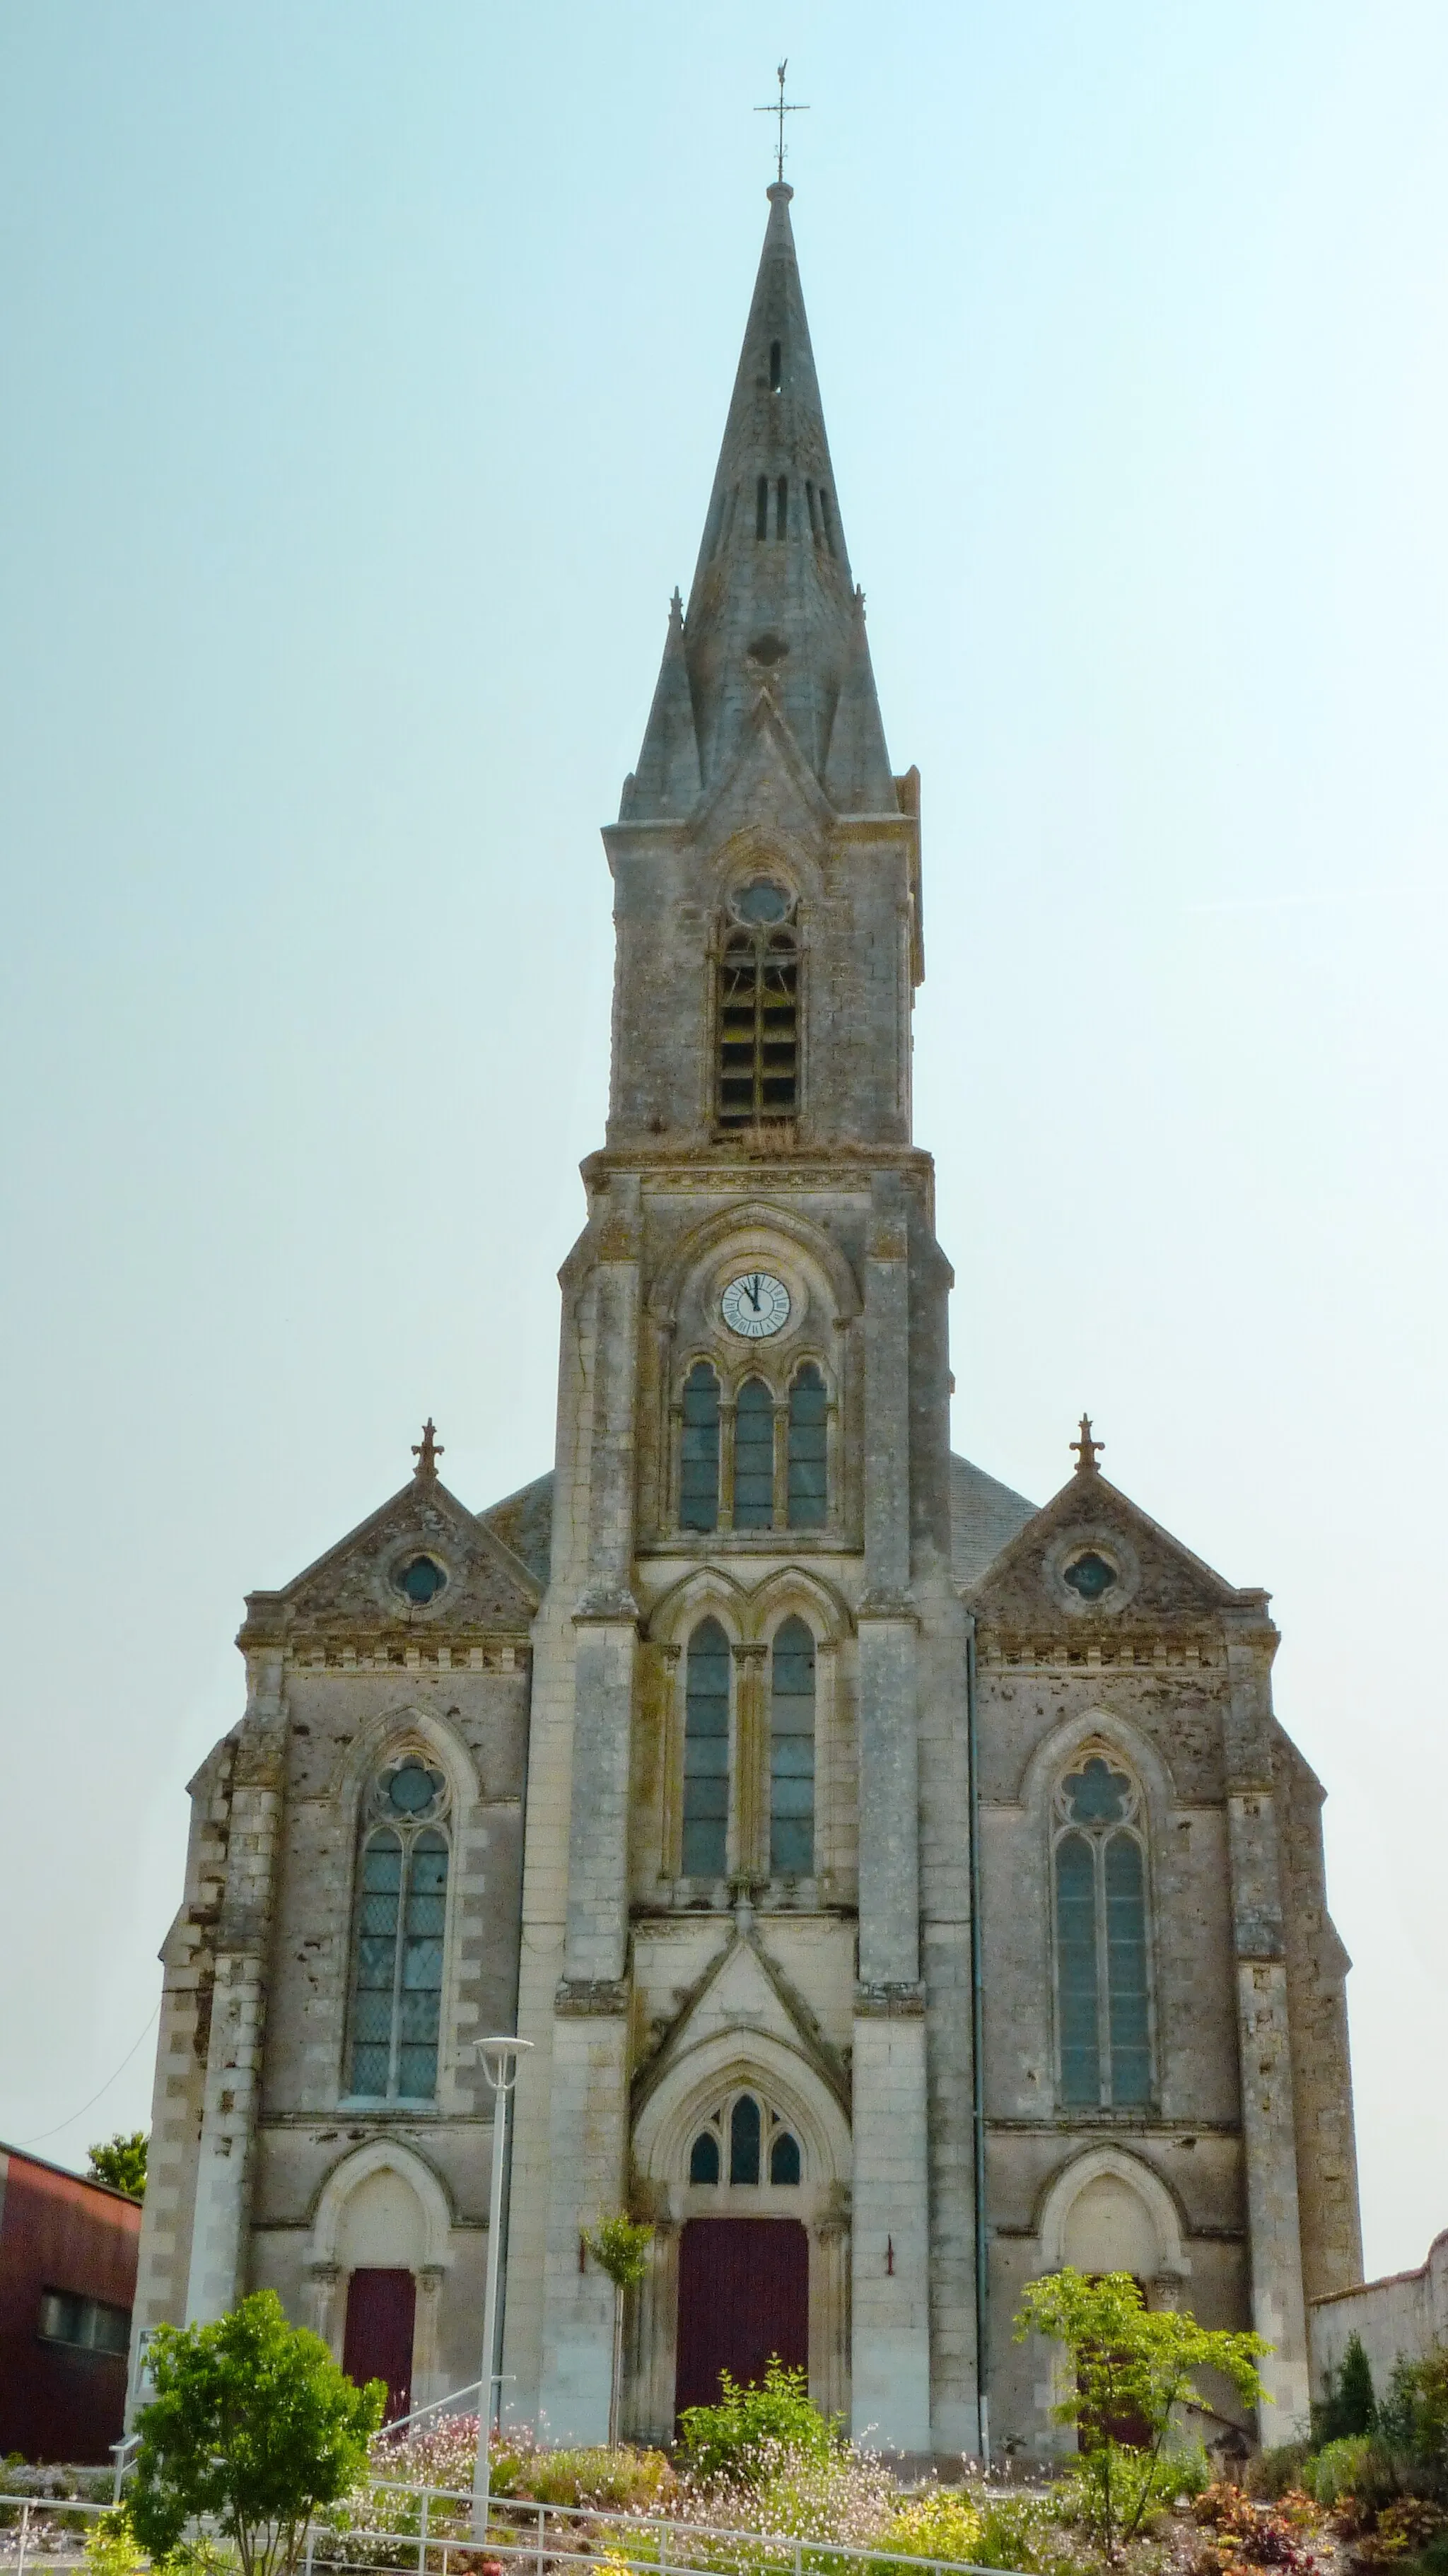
[
  {"left": 646, "top": 1561, "right": 851, "bottom": 1649},
  {"left": 648, "top": 1198, "right": 862, "bottom": 1328},
  {"left": 308, "top": 2138, "right": 455, "bottom": 2272},
  {"left": 646, "top": 1565, "right": 752, "bottom": 1649},
  {"left": 1016, "top": 1704, "right": 1177, "bottom": 1822},
  {"left": 634, "top": 2030, "right": 851, "bottom": 2196},
  {"left": 1035, "top": 2143, "right": 1191, "bottom": 2281},
  {"left": 708, "top": 824, "right": 827, "bottom": 912},
  {"left": 329, "top": 1698, "right": 481, "bottom": 1827}
]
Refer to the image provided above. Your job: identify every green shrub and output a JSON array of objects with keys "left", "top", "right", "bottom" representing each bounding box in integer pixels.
[
  {"left": 1315, "top": 2336, "right": 1378, "bottom": 2446},
  {"left": 678, "top": 2361, "right": 841, "bottom": 2484},
  {"left": 83, "top": 2510, "right": 148, "bottom": 2576},
  {"left": 508, "top": 2446, "right": 675, "bottom": 2510},
  {"left": 1248, "top": 2447, "right": 1313, "bottom": 2503},
  {"left": 882, "top": 2488, "right": 986, "bottom": 2563},
  {"left": 1307, "top": 2437, "right": 1377, "bottom": 2506}
]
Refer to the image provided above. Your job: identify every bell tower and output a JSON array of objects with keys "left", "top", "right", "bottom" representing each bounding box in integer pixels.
[{"left": 501, "top": 180, "right": 975, "bottom": 2459}]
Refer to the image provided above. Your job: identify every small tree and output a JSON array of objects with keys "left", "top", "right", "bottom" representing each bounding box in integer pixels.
[
  {"left": 677, "top": 2358, "right": 839, "bottom": 2482},
  {"left": 129, "top": 2289, "right": 384, "bottom": 2576},
  {"left": 1016, "top": 2268, "right": 1268, "bottom": 2563},
  {"left": 1314, "top": 2331, "right": 1377, "bottom": 2443},
  {"left": 585, "top": 2213, "right": 654, "bottom": 2448},
  {"left": 88, "top": 2131, "right": 148, "bottom": 2199}
]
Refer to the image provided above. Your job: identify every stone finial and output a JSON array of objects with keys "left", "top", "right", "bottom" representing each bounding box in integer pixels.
[
  {"left": 412, "top": 1418, "right": 444, "bottom": 1482},
  {"left": 1070, "top": 1413, "right": 1104, "bottom": 1475}
]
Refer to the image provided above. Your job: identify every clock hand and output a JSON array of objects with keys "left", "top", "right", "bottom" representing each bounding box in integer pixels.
[{"left": 747, "top": 1277, "right": 761, "bottom": 1310}]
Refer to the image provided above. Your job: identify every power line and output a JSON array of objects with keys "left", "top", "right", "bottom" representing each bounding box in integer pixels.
[{"left": 13, "top": 2002, "right": 160, "bottom": 2150}]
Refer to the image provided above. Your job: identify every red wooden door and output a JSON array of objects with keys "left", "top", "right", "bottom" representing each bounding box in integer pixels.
[
  {"left": 343, "top": 2268, "right": 416, "bottom": 2423},
  {"left": 675, "top": 2218, "right": 809, "bottom": 2421}
]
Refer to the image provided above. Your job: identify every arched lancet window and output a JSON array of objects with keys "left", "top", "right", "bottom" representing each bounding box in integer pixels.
[
  {"left": 770, "top": 2130, "right": 801, "bottom": 2184},
  {"left": 687, "top": 2092, "right": 802, "bottom": 2189},
  {"left": 348, "top": 1755, "right": 450, "bottom": 2102},
  {"left": 787, "top": 1364, "right": 828, "bottom": 1528},
  {"left": 718, "top": 884, "right": 799, "bottom": 1129},
  {"left": 680, "top": 1362, "right": 720, "bottom": 1531},
  {"left": 730, "top": 2093, "right": 761, "bottom": 2184},
  {"left": 770, "top": 1616, "right": 816, "bottom": 1877},
  {"left": 734, "top": 1377, "right": 775, "bottom": 1528},
  {"left": 682, "top": 1619, "right": 730, "bottom": 1876},
  {"left": 1053, "top": 1751, "right": 1152, "bottom": 2109},
  {"left": 689, "top": 2129, "right": 721, "bottom": 2184}
]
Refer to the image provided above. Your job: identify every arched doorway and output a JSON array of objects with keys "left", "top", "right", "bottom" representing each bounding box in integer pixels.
[
  {"left": 335, "top": 2165, "right": 426, "bottom": 2423},
  {"left": 343, "top": 2269, "right": 416, "bottom": 2423},
  {"left": 675, "top": 2218, "right": 809, "bottom": 2418}
]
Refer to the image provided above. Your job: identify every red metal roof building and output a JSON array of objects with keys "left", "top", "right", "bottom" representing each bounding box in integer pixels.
[{"left": 0, "top": 2144, "right": 141, "bottom": 2462}]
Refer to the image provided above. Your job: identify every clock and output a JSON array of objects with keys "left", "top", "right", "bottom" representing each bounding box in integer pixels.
[{"left": 721, "top": 1270, "right": 791, "bottom": 1340}]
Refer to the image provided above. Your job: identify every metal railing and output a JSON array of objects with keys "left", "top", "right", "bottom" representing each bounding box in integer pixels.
[
  {"left": 0, "top": 2478, "right": 1004, "bottom": 2576},
  {"left": 308, "top": 2482, "right": 1004, "bottom": 2576},
  {"left": 0, "top": 2493, "right": 117, "bottom": 2570}
]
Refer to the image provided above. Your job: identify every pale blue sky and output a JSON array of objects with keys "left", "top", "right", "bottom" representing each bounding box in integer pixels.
[{"left": 2, "top": 2, "right": 1445, "bottom": 2281}]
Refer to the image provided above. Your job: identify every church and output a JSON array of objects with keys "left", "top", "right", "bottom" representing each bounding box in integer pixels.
[{"left": 128, "top": 178, "right": 1363, "bottom": 2464}]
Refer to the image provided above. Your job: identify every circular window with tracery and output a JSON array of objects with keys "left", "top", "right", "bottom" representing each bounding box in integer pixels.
[
  {"left": 1063, "top": 1549, "right": 1119, "bottom": 1603},
  {"left": 394, "top": 1553, "right": 448, "bottom": 1606}
]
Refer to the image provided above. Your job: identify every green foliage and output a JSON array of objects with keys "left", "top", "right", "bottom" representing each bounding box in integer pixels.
[
  {"left": 1379, "top": 2353, "right": 1448, "bottom": 2484},
  {"left": 1304, "top": 2435, "right": 1376, "bottom": 2506},
  {"left": 83, "top": 2509, "right": 148, "bottom": 2576},
  {"left": 1015, "top": 2268, "right": 1268, "bottom": 2563},
  {"left": 1314, "top": 2334, "right": 1377, "bottom": 2445},
  {"left": 677, "top": 2360, "right": 841, "bottom": 2484},
  {"left": 1246, "top": 2446, "right": 1314, "bottom": 2503},
  {"left": 129, "top": 2289, "right": 384, "bottom": 2576},
  {"left": 87, "top": 2132, "right": 148, "bottom": 2199},
  {"left": 882, "top": 2487, "right": 986, "bottom": 2563},
  {"left": 496, "top": 2445, "right": 675, "bottom": 2510},
  {"left": 585, "top": 2213, "right": 655, "bottom": 2290}
]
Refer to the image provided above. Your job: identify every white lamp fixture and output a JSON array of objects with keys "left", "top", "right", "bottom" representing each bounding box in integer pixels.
[{"left": 469, "top": 2036, "right": 532, "bottom": 2542}]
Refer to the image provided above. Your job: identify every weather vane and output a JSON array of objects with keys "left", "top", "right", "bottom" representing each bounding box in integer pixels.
[{"left": 756, "top": 59, "right": 809, "bottom": 185}]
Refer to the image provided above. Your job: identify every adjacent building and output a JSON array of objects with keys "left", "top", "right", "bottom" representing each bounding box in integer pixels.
[{"left": 1, "top": 2144, "right": 140, "bottom": 2462}]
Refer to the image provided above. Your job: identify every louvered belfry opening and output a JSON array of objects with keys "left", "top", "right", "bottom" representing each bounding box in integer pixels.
[{"left": 718, "top": 921, "right": 799, "bottom": 1128}]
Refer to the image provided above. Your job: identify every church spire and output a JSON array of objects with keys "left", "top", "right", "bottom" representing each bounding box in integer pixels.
[{"left": 626, "top": 183, "right": 895, "bottom": 815}]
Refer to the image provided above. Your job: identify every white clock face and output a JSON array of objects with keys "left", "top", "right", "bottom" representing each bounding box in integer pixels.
[{"left": 721, "top": 1270, "right": 792, "bottom": 1340}]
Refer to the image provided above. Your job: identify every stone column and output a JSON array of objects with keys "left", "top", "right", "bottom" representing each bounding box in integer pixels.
[
  {"left": 539, "top": 1195, "right": 641, "bottom": 2440},
  {"left": 1224, "top": 1608, "right": 1311, "bottom": 2436},
  {"left": 851, "top": 1175, "right": 930, "bottom": 2453},
  {"left": 184, "top": 1634, "right": 288, "bottom": 2325}
]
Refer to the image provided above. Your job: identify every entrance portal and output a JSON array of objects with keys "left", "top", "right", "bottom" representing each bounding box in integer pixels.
[
  {"left": 342, "top": 2267, "right": 416, "bottom": 2422},
  {"left": 675, "top": 2218, "right": 809, "bottom": 2420}
]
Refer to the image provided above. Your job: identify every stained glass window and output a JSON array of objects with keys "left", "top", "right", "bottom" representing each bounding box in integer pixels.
[
  {"left": 683, "top": 1619, "right": 730, "bottom": 1876},
  {"left": 680, "top": 1362, "right": 721, "bottom": 1532},
  {"left": 1053, "top": 1751, "right": 1152, "bottom": 2111},
  {"left": 770, "top": 1616, "right": 815, "bottom": 1878},
  {"left": 733, "top": 1378, "right": 775, "bottom": 1528},
  {"left": 769, "top": 2131, "right": 801, "bottom": 2184},
  {"left": 348, "top": 1778, "right": 450, "bottom": 2101},
  {"left": 787, "top": 1364, "right": 828, "bottom": 1529},
  {"left": 689, "top": 2130, "right": 721, "bottom": 2184},
  {"left": 730, "top": 2092, "right": 761, "bottom": 2184}
]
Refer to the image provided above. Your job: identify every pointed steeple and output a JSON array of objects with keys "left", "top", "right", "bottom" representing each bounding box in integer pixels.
[
  {"left": 620, "top": 589, "right": 702, "bottom": 819},
  {"left": 822, "top": 585, "right": 896, "bottom": 811},
  {"left": 626, "top": 183, "right": 894, "bottom": 814}
]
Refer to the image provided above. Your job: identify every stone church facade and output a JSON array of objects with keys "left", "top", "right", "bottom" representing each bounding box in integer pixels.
[{"left": 129, "top": 182, "right": 1362, "bottom": 2461}]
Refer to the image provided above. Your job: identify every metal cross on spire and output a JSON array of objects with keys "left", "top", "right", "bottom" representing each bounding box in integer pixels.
[{"left": 755, "top": 59, "right": 809, "bottom": 185}]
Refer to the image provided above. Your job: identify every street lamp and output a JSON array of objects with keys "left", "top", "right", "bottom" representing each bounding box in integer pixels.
[{"left": 469, "top": 2036, "right": 532, "bottom": 2543}]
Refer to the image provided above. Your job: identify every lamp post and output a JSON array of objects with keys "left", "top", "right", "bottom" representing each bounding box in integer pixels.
[{"left": 469, "top": 2036, "right": 532, "bottom": 2544}]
